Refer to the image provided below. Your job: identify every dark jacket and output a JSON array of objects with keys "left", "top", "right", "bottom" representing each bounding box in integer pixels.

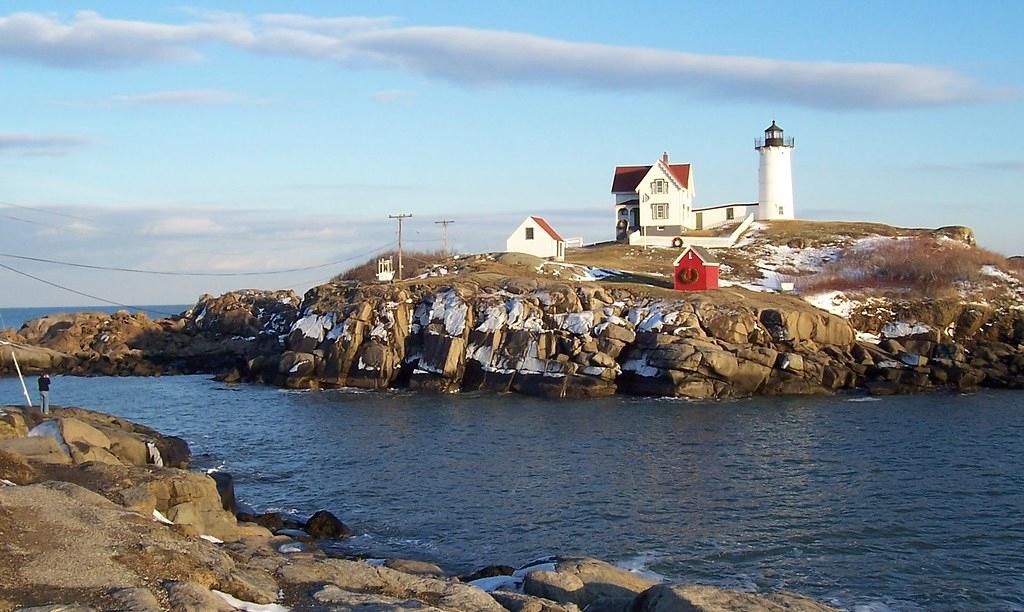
[{"left": 38, "top": 376, "right": 50, "bottom": 392}]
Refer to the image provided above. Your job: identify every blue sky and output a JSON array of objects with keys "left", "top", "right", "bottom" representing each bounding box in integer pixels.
[{"left": 0, "top": 2, "right": 1022, "bottom": 306}]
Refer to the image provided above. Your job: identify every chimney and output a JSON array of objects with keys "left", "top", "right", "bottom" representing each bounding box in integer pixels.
[{"left": 662, "top": 151, "right": 669, "bottom": 163}]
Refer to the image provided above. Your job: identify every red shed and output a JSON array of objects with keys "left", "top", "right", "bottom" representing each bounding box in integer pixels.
[{"left": 673, "top": 246, "right": 720, "bottom": 291}]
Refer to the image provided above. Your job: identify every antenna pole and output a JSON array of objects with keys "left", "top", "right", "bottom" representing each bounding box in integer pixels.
[{"left": 388, "top": 214, "right": 412, "bottom": 280}]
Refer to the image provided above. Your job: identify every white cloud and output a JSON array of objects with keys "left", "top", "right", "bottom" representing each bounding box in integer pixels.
[
  {"left": 344, "top": 27, "right": 1007, "bottom": 109},
  {"left": 256, "top": 13, "right": 395, "bottom": 33},
  {"left": 143, "top": 216, "right": 235, "bottom": 236},
  {"left": 0, "top": 10, "right": 252, "bottom": 67},
  {"left": 0, "top": 10, "right": 1012, "bottom": 109},
  {"left": 0, "top": 132, "right": 91, "bottom": 156}
]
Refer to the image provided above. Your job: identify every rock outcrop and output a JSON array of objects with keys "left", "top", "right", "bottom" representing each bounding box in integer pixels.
[
  {"left": 252, "top": 280, "right": 870, "bottom": 400},
  {"left": 0, "top": 289, "right": 299, "bottom": 377},
  {"left": 5, "top": 270, "right": 1022, "bottom": 397}
]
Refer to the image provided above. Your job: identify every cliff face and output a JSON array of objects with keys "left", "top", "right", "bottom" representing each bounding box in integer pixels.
[{"left": 259, "top": 279, "right": 862, "bottom": 400}]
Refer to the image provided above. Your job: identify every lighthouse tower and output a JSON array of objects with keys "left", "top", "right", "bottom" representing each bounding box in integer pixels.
[{"left": 755, "top": 120, "right": 795, "bottom": 220}]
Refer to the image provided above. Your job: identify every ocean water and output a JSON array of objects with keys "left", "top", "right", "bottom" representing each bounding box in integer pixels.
[
  {"left": 1, "top": 375, "right": 1022, "bottom": 611},
  {"left": 0, "top": 305, "right": 191, "bottom": 331}
]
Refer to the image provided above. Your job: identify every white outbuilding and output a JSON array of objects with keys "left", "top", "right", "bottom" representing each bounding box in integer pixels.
[{"left": 506, "top": 216, "right": 566, "bottom": 261}]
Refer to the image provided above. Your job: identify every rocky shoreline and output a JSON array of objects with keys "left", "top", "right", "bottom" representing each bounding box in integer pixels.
[
  {"left": 1, "top": 404, "right": 838, "bottom": 611},
  {"left": 3, "top": 271, "right": 1023, "bottom": 399}
]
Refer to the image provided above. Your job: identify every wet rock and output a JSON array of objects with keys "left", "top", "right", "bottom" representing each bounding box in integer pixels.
[
  {"left": 631, "top": 583, "right": 838, "bottom": 612},
  {"left": 490, "top": 590, "right": 583, "bottom": 612},
  {"left": 384, "top": 558, "right": 447, "bottom": 577},
  {"left": 460, "top": 565, "right": 515, "bottom": 583},
  {"left": 304, "top": 509, "right": 353, "bottom": 539},
  {"left": 209, "top": 471, "right": 236, "bottom": 514}
]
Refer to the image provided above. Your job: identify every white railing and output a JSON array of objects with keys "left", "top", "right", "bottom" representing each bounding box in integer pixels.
[
  {"left": 563, "top": 237, "right": 584, "bottom": 249},
  {"left": 628, "top": 214, "right": 756, "bottom": 249}
]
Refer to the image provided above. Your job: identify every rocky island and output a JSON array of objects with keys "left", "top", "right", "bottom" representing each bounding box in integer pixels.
[
  {"left": 2, "top": 222, "right": 1022, "bottom": 399},
  {"left": 0, "top": 404, "right": 838, "bottom": 611}
]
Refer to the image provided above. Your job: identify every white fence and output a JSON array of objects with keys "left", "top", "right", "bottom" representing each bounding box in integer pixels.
[
  {"left": 627, "top": 213, "right": 756, "bottom": 249},
  {"left": 563, "top": 237, "right": 584, "bottom": 249}
]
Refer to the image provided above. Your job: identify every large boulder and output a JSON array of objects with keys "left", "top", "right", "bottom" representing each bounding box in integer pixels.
[
  {"left": 522, "top": 557, "right": 657, "bottom": 608},
  {"left": 0, "top": 481, "right": 237, "bottom": 610},
  {"left": 631, "top": 583, "right": 838, "bottom": 612},
  {"left": 304, "top": 509, "right": 353, "bottom": 539},
  {"left": 277, "top": 558, "right": 505, "bottom": 611},
  {"left": 0, "top": 435, "right": 71, "bottom": 465}
]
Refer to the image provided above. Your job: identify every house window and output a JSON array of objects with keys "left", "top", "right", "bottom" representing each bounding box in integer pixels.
[
  {"left": 778, "top": 206, "right": 785, "bottom": 215},
  {"left": 726, "top": 207, "right": 734, "bottom": 220},
  {"left": 652, "top": 179, "right": 668, "bottom": 194},
  {"left": 652, "top": 203, "right": 669, "bottom": 220},
  {"left": 525, "top": 227, "right": 534, "bottom": 240}
]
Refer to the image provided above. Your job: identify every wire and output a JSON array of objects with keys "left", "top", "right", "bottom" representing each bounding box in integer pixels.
[
  {"left": 0, "top": 243, "right": 400, "bottom": 319},
  {"left": 0, "top": 242, "right": 395, "bottom": 277},
  {"left": 0, "top": 262, "right": 182, "bottom": 317},
  {"left": 0, "top": 200, "right": 93, "bottom": 222}
]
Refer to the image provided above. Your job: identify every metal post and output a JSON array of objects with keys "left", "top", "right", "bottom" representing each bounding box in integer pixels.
[
  {"left": 434, "top": 219, "right": 454, "bottom": 257},
  {"left": 2, "top": 343, "right": 33, "bottom": 408},
  {"left": 388, "top": 213, "right": 412, "bottom": 280}
]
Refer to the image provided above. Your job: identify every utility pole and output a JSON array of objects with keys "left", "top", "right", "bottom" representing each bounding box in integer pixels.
[
  {"left": 434, "top": 219, "right": 455, "bottom": 256},
  {"left": 388, "top": 213, "right": 412, "bottom": 280}
]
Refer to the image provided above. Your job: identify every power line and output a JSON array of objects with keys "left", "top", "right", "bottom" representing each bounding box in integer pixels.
[
  {"left": 0, "top": 242, "right": 394, "bottom": 277},
  {"left": 0, "top": 262, "right": 182, "bottom": 317},
  {"left": 0, "top": 200, "right": 93, "bottom": 222}
]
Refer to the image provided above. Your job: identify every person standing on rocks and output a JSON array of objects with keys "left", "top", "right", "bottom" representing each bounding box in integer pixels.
[{"left": 38, "top": 372, "right": 51, "bottom": 414}]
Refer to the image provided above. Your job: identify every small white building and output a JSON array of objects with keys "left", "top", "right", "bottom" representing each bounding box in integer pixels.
[{"left": 506, "top": 216, "right": 565, "bottom": 261}]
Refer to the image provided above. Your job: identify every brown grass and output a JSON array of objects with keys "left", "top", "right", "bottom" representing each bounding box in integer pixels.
[
  {"left": 798, "top": 236, "right": 1007, "bottom": 295},
  {"left": 756, "top": 220, "right": 921, "bottom": 246},
  {"left": 334, "top": 249, "right": 448, "bottom": 282}
]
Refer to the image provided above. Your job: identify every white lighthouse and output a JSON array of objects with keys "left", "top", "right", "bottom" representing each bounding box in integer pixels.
[{"left": 755, "top": 120, "right": 795, "bottom": 220}]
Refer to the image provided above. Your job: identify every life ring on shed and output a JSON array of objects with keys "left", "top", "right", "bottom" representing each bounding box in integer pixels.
[
  {"left": 676, "top": 267, "right": 700, "bottom": 285},
  {"left": 671, "top": 236, "right": 684, "bottom": 248}
]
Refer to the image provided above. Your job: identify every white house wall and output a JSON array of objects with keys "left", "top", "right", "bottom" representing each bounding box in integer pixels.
[
  {"left": 636, "top": 163, "right": 693, "bottom": 229},
  {"left": 506, "top": 217, "right": 563, "bottom": 260},
  {"left": 696, "top": 204, "right": 759, "bottom": 229}
]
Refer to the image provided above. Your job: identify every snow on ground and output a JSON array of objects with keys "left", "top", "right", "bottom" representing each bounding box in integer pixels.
[
  {"left": 980, "top": 264, "right": 1019, "bottom": 284},
  {"left": 882, "top": 321, "right": 932, "bottom": 338},
  {"left": 803, "top": 291, "right": 856, "bottom": 318},
  {"left": 291, "top": 313, "right": 335, "bottom": 342},
  {"left": 213, "top": 590, "right": 289, "bottom": 612}
]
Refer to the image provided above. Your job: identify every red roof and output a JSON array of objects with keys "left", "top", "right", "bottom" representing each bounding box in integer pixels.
[
  {"left": 611, "top": 163, "right": 690, "bottom": 193},
  {"left": 530, "top": 216, "right": 563, "bottom": 242}
]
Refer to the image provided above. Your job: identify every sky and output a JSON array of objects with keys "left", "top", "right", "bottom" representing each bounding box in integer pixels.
[{"left": 0, "top": 1, "right": 1022, "bottom": 307}]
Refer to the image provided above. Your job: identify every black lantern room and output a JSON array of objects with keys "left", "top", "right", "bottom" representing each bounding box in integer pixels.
[{"left": 764, "top": 120, "right": 785, "bottom": 146}]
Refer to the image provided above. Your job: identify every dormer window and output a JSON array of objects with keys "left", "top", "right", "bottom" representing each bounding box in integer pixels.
[{"left": 652, "top": 179, "right": 668, "bottom": 194}]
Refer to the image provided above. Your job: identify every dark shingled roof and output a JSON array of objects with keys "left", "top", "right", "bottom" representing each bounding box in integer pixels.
[{"left": 611, "top": 163, "right": 691, "bottom": 193}]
